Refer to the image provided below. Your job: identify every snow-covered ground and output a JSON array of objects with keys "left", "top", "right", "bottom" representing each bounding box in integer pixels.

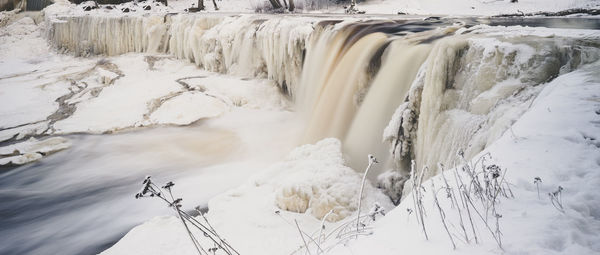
[
  {"left": 2, "top": 1, "right": 600, "bottom": 254},
  {"left": 40, "top": 0, "right": 600, "bottom": 17},
  {"left": 359, "top": 0, "right": 600, "bottom": 16},
  {"left": 0, "top": 15, "right": 291, "bottom": 166},
  {"left": 103, "top": 138, "right": 394, "bottom": 255}
]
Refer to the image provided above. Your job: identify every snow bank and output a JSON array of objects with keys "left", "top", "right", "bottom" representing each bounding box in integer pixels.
[
  {"left": 103, "top": 138, "right": 393, "bottom": 254},
  {"left": 358, "top": 0, "right": 600, "bottom": 16},
  {"left": 40, "top": 0, "right": 600, "bottom": 16},
  {"left": 328, "top": 59, "right": 600, "bottom": 255},
  {"left": 0, "top": 16, "right": 48, "bottom": 59}
]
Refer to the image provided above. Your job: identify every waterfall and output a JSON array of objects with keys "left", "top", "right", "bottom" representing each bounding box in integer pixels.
[
  {"left": 296, "top": 19, "right": 600, "bottom": 180},
  {"left": 300, "top": 31, "right": 388, "bottom": 143},
  {"left": 45, "top": 14, "right": 600, "bottom": 182},
  {"left": 48, "top": 15, "right": 170, "bottom": 55},
  {"left": 343, "top": 41, "right": 431, "bottom": 174},
  {"left": 386, "top": 35, "right": 600, "bottom": 179}
]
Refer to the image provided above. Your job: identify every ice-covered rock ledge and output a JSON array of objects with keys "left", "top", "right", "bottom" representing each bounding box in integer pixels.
[{"left": 44, "top": 3, "right": 316, "bottom": 96}]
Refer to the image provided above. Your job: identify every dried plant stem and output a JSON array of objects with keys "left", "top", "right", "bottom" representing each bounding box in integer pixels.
[
  {"left": 441, "top": 163, "right": 470, "bottom": 243},
  {"left": 432, "top": 180, "right": 456, "bottom": 250},
  {"left": 357, "top": 156, "right": 377, "bottom": 233},
  {"left": 410, "top": 160, "right": 429, "bottom": 240},
  {"left": 295, "top": 219, "right": 313, "bottom": 255},
  {"left": 464, "top": 190, "right": 503, "bottom": 250}
]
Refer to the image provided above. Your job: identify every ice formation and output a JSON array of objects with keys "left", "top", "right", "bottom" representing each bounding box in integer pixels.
[
  {"left": 267, "top": 138, "right": 383, "bottom": 222},
  {"left": 293, "top": 17, "right": 600, "bottom": 181},
  {"left": 47, "top": 13, "right": 314, "bottom": 95}
]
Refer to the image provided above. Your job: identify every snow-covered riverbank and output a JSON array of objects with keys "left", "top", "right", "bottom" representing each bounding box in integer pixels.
[
  {"left": 1, "top": 3, "right": 600, "bottom": 255},
  {"left": 0, "top": 14, "right": 305, "bottom": 255}
]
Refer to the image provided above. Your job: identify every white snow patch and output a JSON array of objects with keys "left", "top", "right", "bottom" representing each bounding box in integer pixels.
[
  {"left": 149, "top": 91, "right": 228, "bottom": 125},
  {"left": 358, "top": 0, "right": 600, "bottom": 16}
]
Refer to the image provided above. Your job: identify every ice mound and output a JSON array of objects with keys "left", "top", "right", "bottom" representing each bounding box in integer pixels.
[
  {"left": 268, "top": 138, "right": 374, "bottom": 221},
  {"left": 207, "top": 138, "right": 389, "bottom": 224}
]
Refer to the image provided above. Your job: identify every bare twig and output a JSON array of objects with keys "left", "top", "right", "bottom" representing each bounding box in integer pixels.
[
  {"left": 432, "top": 180, "right": 456, "bottom": 250},
  {"left": 294, "top": 219, "right": 313, "bottom": 255},
  {"left": 357, "top": 155, "right": 378, "bottom": 233},
  {"left": 534, "top": 177, "right": 542, "bottom": 199}
]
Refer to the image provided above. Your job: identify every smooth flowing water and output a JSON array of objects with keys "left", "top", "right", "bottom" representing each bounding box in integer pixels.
[{"left": 0, "top": 109, "right": 299, "bottom": 255}]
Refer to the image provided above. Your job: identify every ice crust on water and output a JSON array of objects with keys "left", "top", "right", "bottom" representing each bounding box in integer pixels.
[{"left": 0, "top": 17, "right": 293, "bottom": 169}]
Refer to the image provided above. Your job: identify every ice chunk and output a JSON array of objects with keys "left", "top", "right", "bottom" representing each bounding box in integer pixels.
[
  {"left": 0, "top": 137, "right": 71, "bottom": 165},
  {"left": 271, "top": 138, "right": 379, "bottom": 221}
]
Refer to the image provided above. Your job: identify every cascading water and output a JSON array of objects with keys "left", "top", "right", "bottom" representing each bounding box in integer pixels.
[
  {"left": 296, "top": 20, "right": 600, "bottom": 182},
  {"left": 343, "top": 40, "right": 432, "bottom": 174},
  {"left": 300, "top": 31, "right": 389, "bottom": 142},
  {"left": 47, "top": 13, "right": 600, "bottom": 179}
]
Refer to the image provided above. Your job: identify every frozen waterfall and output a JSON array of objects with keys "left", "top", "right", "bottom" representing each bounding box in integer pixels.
[
  {"left": 46, "top": 13, "right": 600, "bottom": 185},
  {"left": 48, "top": 14, "right": 314, "bottom": 96}
]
